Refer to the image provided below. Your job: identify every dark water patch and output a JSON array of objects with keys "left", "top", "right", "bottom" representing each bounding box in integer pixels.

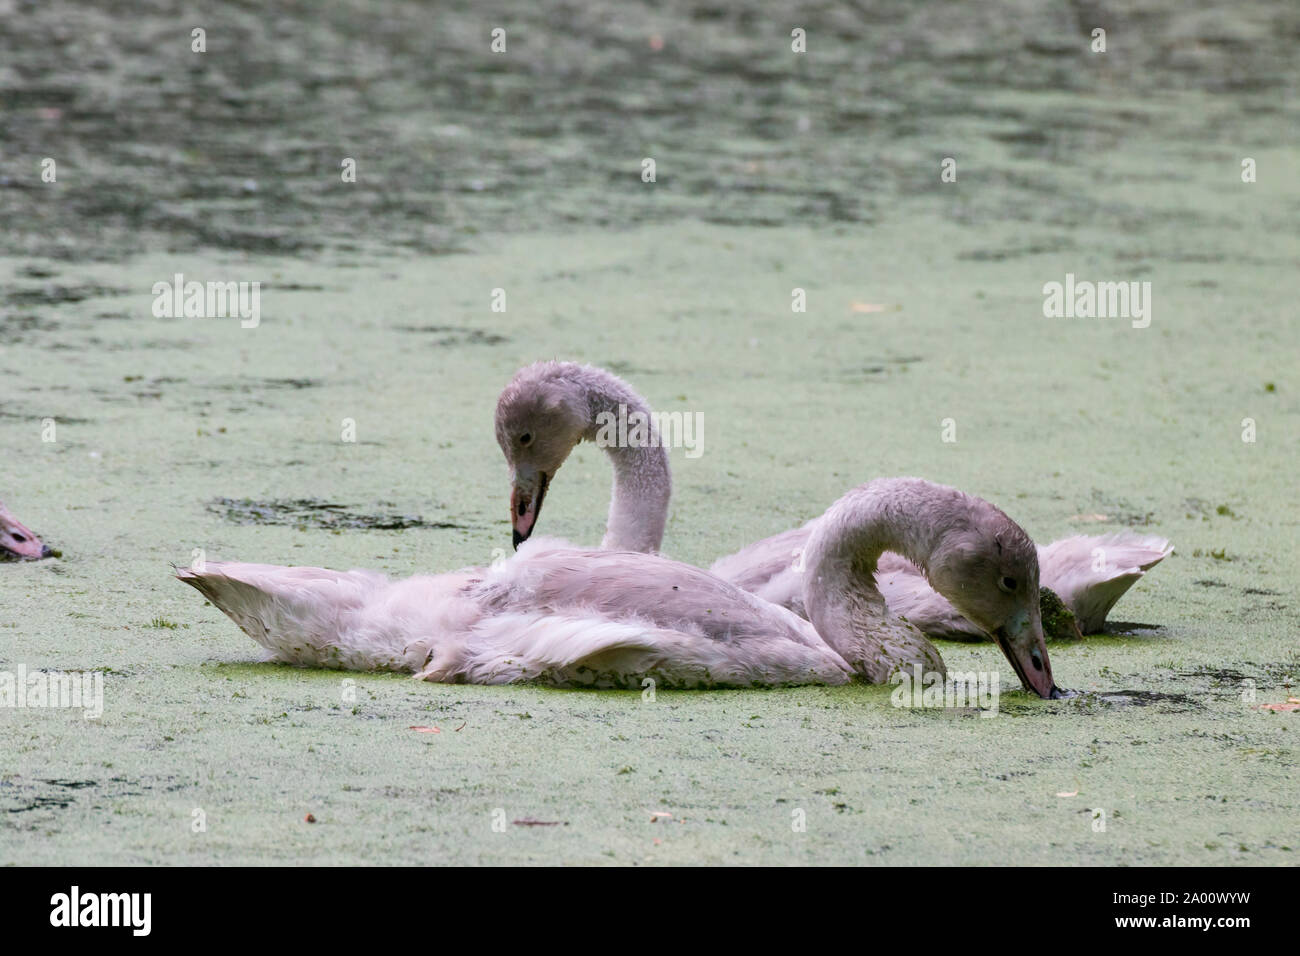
[
  {"left": 1, "top": 0, "right": 1295, "bottom": 262},
  {"left": 135, "top": 338, "right": 196, "bottom": 351},
  {"left": 2, "top": 284, "right": 128, "bottom": 306},
  {"left": 1242, "top": 587, "right": 1281, "bottom": 596},
  {"left": 1170, "top": 664, "right": 1298, "bottom": 694},
  {"left": 394, "top": 324, "right": 509, "bottom": 346},
  {"left": 207, "top": 497, "right": 468, "bottom": 531},
  {"left": 1, "top": 775, "right": 177, "bottom": 819},
  {"left": 838, "top": 356, "right": 922, "bottom": 382},
  {"left": 1072, "top": 689, "right": 1200, "bottom": 711},
  {"left": 4, "top": 778, "right": 96, "bottom": 815},
  {"left": 262, "top": 377, "right": 321, "bottom": 390},
  {"left": 19, "top": 265, "right": 59, "bottom": 279},
  {"left": 1086, "top": 491, "right": 1155, "bottom": 527},
  {"left": 1024, "top": 37, "right": 1086, "bottom": 56},
  {"left": 844, "top": 365, "right": 889, "bottom": 379},
  {"left": 959, "top": 240, "right": 1076, "bottom": 261},
  {"left": 1101, "top": 621, "right": 1162, "bottom": 633},
  {"left": 149, "top": 214, "right": 323, "bottom": 256},
  {"left": 990, "top": 127, "right": 1052, "bottom": 147},
  {"left": 122, "top": 375, "right": 186, "bottom": 387},
  {"left": 6, "top": 795, "right": 75, "bottom": 813},
  {"left": 1115, "top": 511, "right": 1155, "bottom": 527},
  {"left": 1194, "top": 579, "right": 1228, "bottom": 588},
  {"left": 0, "top": 313, "right": 58, "bottom": 341},
  {"left": 0, "top": 405, "right": 93, "bottom": 424},
  {"left": 391, "top": 234, "right": 473, "bottom": 256},
  {"left": 1179, "top": 667, "right": 1249, "bottom": 683},
  {"left": 704, "top": 211, "right": 856, "bottom": 228},
  {"left": 205, "top": 377, "right": 323, "bottom": 392},
  {"left": 1239, "top": 660, "right": 1300, "bottom": 684}
]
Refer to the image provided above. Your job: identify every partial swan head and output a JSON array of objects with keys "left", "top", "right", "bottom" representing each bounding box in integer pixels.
[
  {"left": 803, "top": 478, "right": 1061, "bottom": 699},
  {"left": 0, "top": 500, "right": 52, "bottom": 561},
  {"left": 927, "top": 502, "right": 1058, "bottom": 698},
  {"left": 496, "top": 361, "right": 672, "bottom": 552},
  {"left": 495, "top": 362, "right": 589, "bottom": 548}
]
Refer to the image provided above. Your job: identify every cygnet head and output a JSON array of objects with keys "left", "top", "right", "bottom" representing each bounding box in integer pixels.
[
  {"left": 495, "top": 362, "right": 589, "bottom": 548},
  {"left": 927, "top": 502, "right": 1060, "bottom": 698},
  {"left": 0, "top": 501, "right": 53, "bottom": 561}
]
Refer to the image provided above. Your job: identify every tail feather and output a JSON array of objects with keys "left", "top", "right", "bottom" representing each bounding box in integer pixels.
[
  {"left": 176, "top": 562, "right": 437, "bottom": 671},
  {"left": 1039, "top": 533, "right": 1174, "bottom": 633}
]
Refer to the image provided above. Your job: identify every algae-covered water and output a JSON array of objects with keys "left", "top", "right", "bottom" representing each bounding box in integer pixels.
[{"left": 1, "top": 0, "right": 1298, "bottom": 865}]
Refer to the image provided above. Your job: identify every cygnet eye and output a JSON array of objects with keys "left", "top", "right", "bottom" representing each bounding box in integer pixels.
[
  {"left": 519, "top": 433, "right": 532, "bottom": 446},
  {"left": 999, "top": 575, "right": 1017, "bottom": 593}
]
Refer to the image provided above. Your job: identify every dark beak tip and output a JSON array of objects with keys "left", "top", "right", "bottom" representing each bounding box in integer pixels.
[{"left": 512, "top": 530, "right": 524, "bottom": 550}]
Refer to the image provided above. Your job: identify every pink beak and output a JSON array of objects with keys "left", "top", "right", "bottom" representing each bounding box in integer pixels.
[
  {"left": 510, "top": 471, "right": 550, "bottom": 549},
  {"left": 0, "top": 501, "right": 52, "bottom": 560}
]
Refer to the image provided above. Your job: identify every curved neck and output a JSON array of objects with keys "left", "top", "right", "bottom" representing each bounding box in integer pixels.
[
  {"left": 573, "top": 370, "right": 671, "bottom": 553},
  {"left": 802, "top": 478, "right": 960, "bottom": 680}
]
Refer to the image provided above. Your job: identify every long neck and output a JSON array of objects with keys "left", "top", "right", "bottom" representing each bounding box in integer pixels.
[
  {"left": 801, "top": 478, "right": 959, "bottom": 681},
  {"left": 574, "top": 371, "right": 671, "bottom": 553}
]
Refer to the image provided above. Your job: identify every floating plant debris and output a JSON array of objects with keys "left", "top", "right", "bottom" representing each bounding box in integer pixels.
[
  {"left": 1039, "top": 587, "right": 1082, "bottom": 642},
  {"left": 1071, "top": 689, "right": 1199, "bottom": 710},
  {"left": 206, "top": 497, "right": 467, "bottom": 531},
  {"left": 1, "top": 284, "right": 128, "bottom": 306},
  {"left": 393, "top": 324, "right": 508, "bottom": 346}
]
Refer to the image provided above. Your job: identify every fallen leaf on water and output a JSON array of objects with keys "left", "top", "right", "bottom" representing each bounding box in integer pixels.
[
  {"left": 304, "top": 813, "right": 317, "bottom": 823},
  {"left": 454, "top": 722, "right": 467, "bottom": 732},
  {"left": 849, "top": 301, "right": 901, "bottom": 314},
  {"left": 1070, "top": 513, "right": 1110, "bottom": 523},
  {"left": 1056, "top": 790, "right": 1079, "bottom": 798},
  {"left": 409, "top": 725, "right": 441, "bottom": 733},
  {"left": 1260, "top": 698, "right": 1300, "bottom": 712},
  {"left": 650, "top": 811, "right": 673, "bottom": 822}
]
